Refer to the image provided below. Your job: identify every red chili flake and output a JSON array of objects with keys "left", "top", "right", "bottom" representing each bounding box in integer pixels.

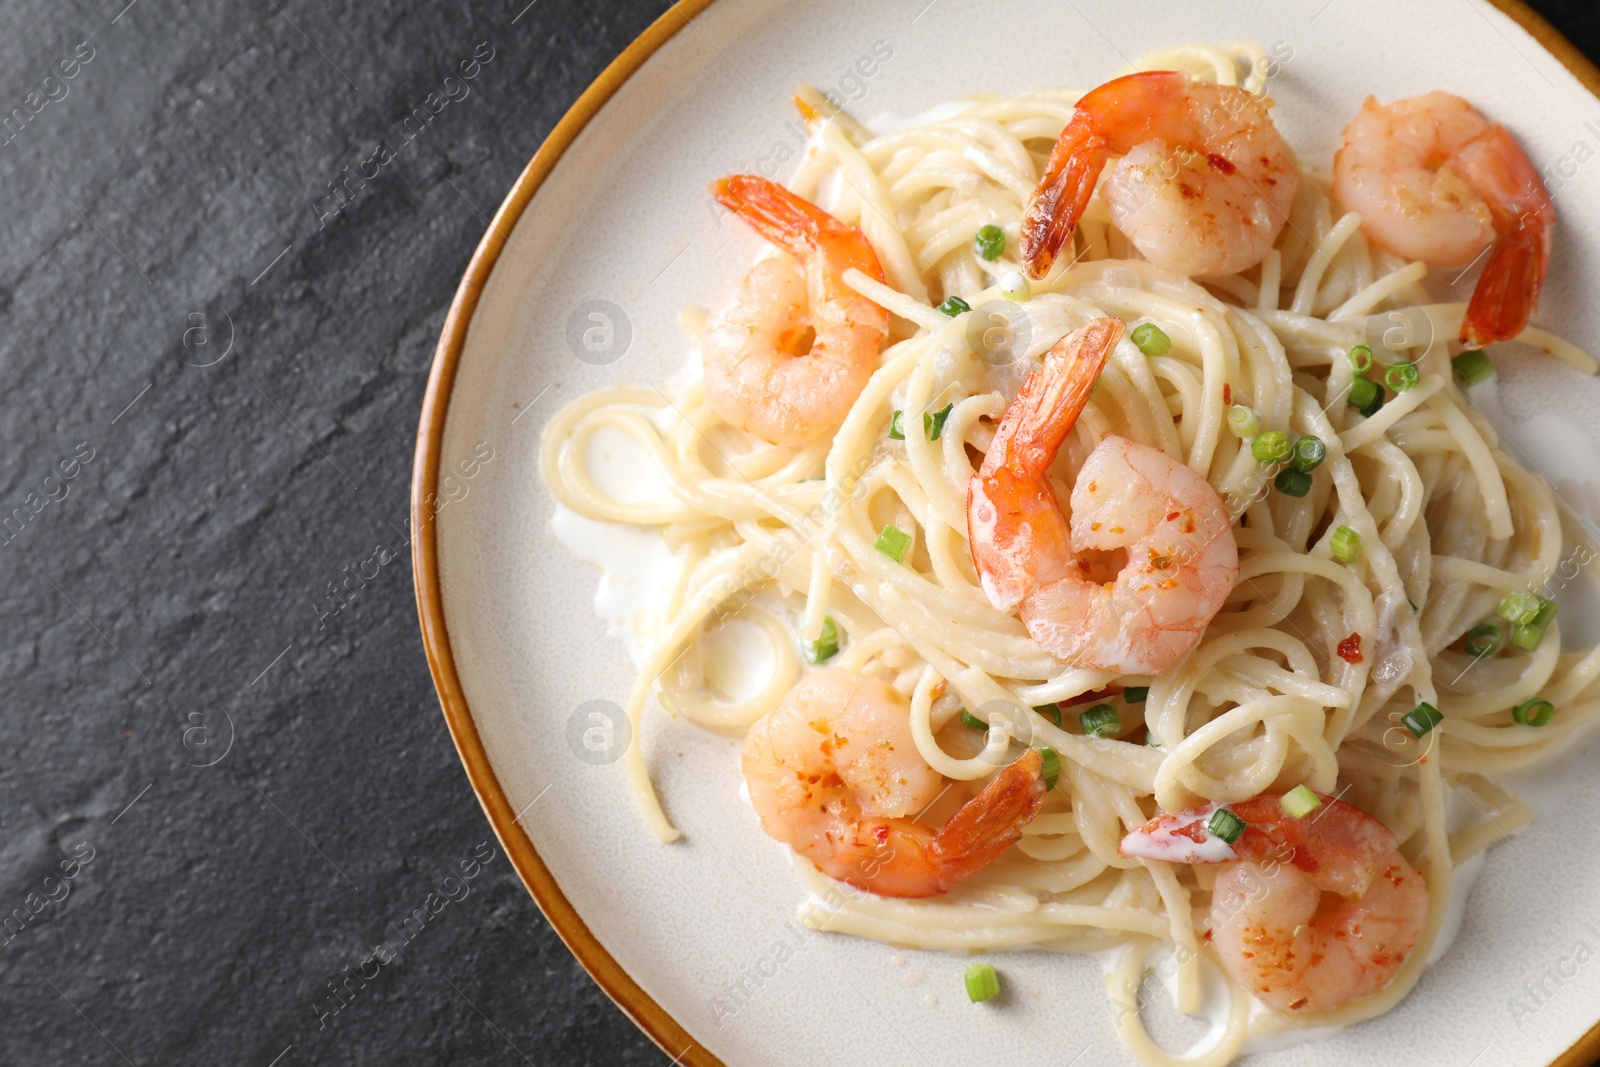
[
  {"left": 1207, "top": 153, "right": 1237, "bottom": 175},
  {"left": 1222, "top": 384, "right": 1233, "bottom": 405},
  {"left": 1173, "top": 821, "right": 1209, "bottom": 844},
  {"left": 1166, "top": 511, "right": 1181, "bottom": 522},
  {"left": 1336, "top": 633, "right": 1363, "bottom": 664},
  {"left": 873, "top": 825, "right": 890, "bottom": 845}
]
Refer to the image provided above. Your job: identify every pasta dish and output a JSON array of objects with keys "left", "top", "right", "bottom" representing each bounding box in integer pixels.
[{"left": 540, "top": 41, "right": 1597, "bottom": 1064}]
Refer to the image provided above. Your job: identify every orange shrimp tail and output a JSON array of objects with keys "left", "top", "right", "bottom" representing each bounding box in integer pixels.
[
  {"left": 968, "top": 318, "right": 1125, "bottom": 606},
  {"left": 930, "top": 749, "right": 1047, "bottom": 889},
  {"left": 1462, "top": 216, "right": 1552, "bottom": 346},
  {"left": 1456, "top": 124, "right": 1556, "bottom": 346},
  {"left": 712, "top": 174, "right": 841, "bottom": 258},
  {"left": 1020, "top": 71, "right": 1195, "bottom": 279},
  {"left": 1020, "top": 118, "right": 1109, "bottom": 279}
]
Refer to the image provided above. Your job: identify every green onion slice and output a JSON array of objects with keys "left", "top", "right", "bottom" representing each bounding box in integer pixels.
[
  {"left": 964, "top": 962, "right": 1001, "bottom": 1003},
  {"left": 1034, "top": 703, "right": 1062, "bottom": 727},
  {"left": 1348, "top": 345, "right": 1374, "bottom": 373},
  {"left": 925, "top": 403, "right": 954, "bottom": 441},
  {"left": 1131, "top": 322, "right": 1171, "bottom": 357},
  {"left": 1499, "top": 592, "right": 1543, "bottom": 626},
  {"left": 1290, "top": 435, "right": 1326, "bottom": 473},
  {"left": 1274, "top": 467, "right": 1312, "bottom": 498},
  {"left": 974, "top": 225, "right": 1006, "bottom": 261},
  {"left": 959, "top": 709, "right": 986, "bottom": 731},
  {"left": 1330, "top": 525, "right": 1361, "bottom": 564},
  {"left": 937, "top": 295, "right": 972, "bottom": 317},
  {"left": 1251, "top": 430, "right": 1292, "bottom": 464},
  {"left": 803, "top": 616, "right": 840, "bottom": 664},
  {"left": 1453, "top": 349, "right": 1494, "bottom": 387},
  {"left": 1462, "top": 622, "right": 1501, "bottom": 659},
  {"left": 1512, "top": 697, "right": 1555, "bottom": 727},
  {"left": 1122, "top": 686, "right": 1149, "bottom": 703},
  {"left": 1207, "top": 808, "right": 1246, "bottom": 845},
  {"left": 888, "top": 410, "right": 906, "bottom": 440},
  {"left": 1037, "top": 746, "right": 1061, "bottom": 791},
  {"left": 1511, "top": 596, "right": 1559, "bottom": 651},
  {"left": 874, "top": 524, "right": 913, "bottom": 563},
  {"left": 1280, "top": 785, "right": 1321, "bottom": 819},
  {"left": 1402, "top": 701, "right": 1443, "bottom": 738},
  {"left": 1227, "top": 405, "right": 1260, "bottom": 439},
  {"left": 1079, "top": 703, "right": 1120, "bottom": 738},
  {"left": 1347, "top": 376, "right": 1380, "bottom": 412},
  {"left": 1385, "top": 361, "right": 1420, "bottom": 393}
]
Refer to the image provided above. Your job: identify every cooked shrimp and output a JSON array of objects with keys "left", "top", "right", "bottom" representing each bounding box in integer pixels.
[
  {"left": 1021, "top": 71, "right": 1299, "bottom": 278},
  {"left": 741, "top": 666, "right": 1047, "bottom": 898},
  {"left": 1334, "top": 92, "right": 1555, "bottom": 346},
  {"left": 1121, "top": 793, "right": 1429, "bottom": 1013},
  {"left": 967, "top": 318, "right": 1238, "bottom": 675},
  {"left": 702, "top": 175, "right": 889, "bottom": 446}
]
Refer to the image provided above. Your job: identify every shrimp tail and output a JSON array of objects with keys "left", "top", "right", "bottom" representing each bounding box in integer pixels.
[
  {"left": 968, "top": 318, "right": 1125, "bottom": 609},
  {"left": 930, "top": 749, "right": 1047, "bottom": 888},
  {"left": 1020, "top": 117, "right": 1109, "bottom": 279},
  {"left": 713, "top": 174, "right": 839, "bottom": 258},
  {"left": 1455, "top": 124, "right": 1555, "bottom": 346}
]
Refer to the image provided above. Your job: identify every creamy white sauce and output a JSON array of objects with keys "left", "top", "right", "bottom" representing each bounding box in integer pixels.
[
  {"left": 701, "top": 618, "right": 776, "bottom": 704},
  {"left": 550, "top": 506, "right": 678, "bottom": 666}
]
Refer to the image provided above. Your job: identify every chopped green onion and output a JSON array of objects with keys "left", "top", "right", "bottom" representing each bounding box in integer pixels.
[
  {"left": 1385, "top": 361, "right": 1420, "bottom": 393},
  {"left": 1207, "top": 808, "right": 1246, "bottom": 845},
  {"left": 1123, "top": 686, "right": 1149, "bottom": 703},
  {"left": 1274, "top": 467, "right": 1313, "bottom": 497},
  {"left": 1034, "top": 703, "right": 1063, "bottom": 727},
  {"left": 1402, "top": 701, "right": 1443, "bottom": 738},
  {"left": 925, "top": 403, "right": 954, "bottom": 441},
  {"left": 974, "top": 224, "right": 1006, "bottom": 261},
  {"left": 1330, "top": 525, "right": 1362, "bottom": 564},
  {"left": 998, "top": 270, "right": 1030, "bottom": 302},
  {"left": 1037, "top": 746, "right": 1061, "bottom": 791},
  {"left": 1453, "top": 349, "right": 1494, "bottom": 387},
  {"left": 1348, "top": 345, "right": 1374, "bottom": 373},
  {"left": 1462, "top": 622, "right": 1501, "bottom": 659},
  {"left": 1499, "top": 592, "right": 1543, "bottom": 626},
  {"left": 937, "top": 295, "right": 972, "bottom": 317},
  {"left": 1281, "top": 785, "right": 1322, "bottom": 819},
  {"left": 1251, "top": 430, "right": 1292, "bottom": 464},
  {"left": 874, "top": 523, "right": 913, "bottom": 563},
  {"left": 1290, "top": 435, "right": 1326, "bottom": 473},
  {"left": 964, "top": 962, "right": 1001, "bottom": 1003},
  {"left": 803, "top": 616, "right": 840, "bottom": 664},
  {"left": 1511, "top": 596, "right": 1559, "bottom": 651},
  {"left": 1079, "top": 703, "right": 1120, "bottom": 738},
  {"left": 888, "top": 410, "right": 906, "bottom": 440},
  {"left": 1346, "top": 376, "right": 1379, "bottom": 411},
  {"left": 960, "top": 709, "right": 986, "bottom": 730},
  {"left": 1131, "top": 322, "right": 1171, "bottom": 357},
  {"left": 1410, "top": 598, "right": 1419, "bottom": 613},
  {"left": 1145, "top": 729, "right": 1162, "bottom": 748},
  {"left": 1512, "top": 697, "right": 1555, "bottom": 727},
  {"left": 1227, "top": 405, "right": 1260, "bottom": 439}
]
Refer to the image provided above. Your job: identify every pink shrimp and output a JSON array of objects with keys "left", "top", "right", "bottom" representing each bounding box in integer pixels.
[
  {"left": 1021, "top": 71, "right": 1299, "bottom": 279},
  {"left": 702, "top": 175, "right": 889, "bottom": 446},
  {"left": 1334, "top": 92, "right": 1555, "bottom": 347},
  {"left": 966, "top": 318, "right": 1239, "bottom": 675},
  {"left": 1121, "top": 793, "right": 1429, "bottom": 1013},
  {"left": 741, "top": 667, "right": 1047, "bottom": 898}
]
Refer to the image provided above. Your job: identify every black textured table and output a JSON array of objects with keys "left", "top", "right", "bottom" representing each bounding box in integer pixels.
[{"left": 2, "top": 2, "right": 1596, "bottom": 1065}]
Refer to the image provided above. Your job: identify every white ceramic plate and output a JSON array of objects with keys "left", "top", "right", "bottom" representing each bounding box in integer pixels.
[{"left": 413, "top": 2, "right": 1600, "bottom": 1063}]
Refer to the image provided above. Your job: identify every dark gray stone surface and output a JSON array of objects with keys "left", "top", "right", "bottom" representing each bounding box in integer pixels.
[{"left": 0, "top": 1, "right": 1594, "bottom": 1065}]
